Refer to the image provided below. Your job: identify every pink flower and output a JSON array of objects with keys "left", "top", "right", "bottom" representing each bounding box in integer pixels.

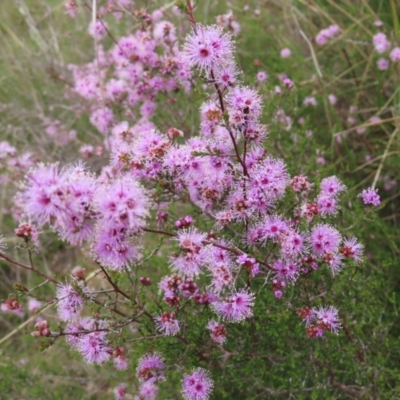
[
  {"left": 274, "top": 260, "right": 299, "bottom": 282},
  {"left": 256, "top": 71, "right": 267, "bottom": 82},
  {"left": 114, "top": 384, "right": 127, "bottom": 400},
  {"left": 377, "top": 58, "right": 389, "bottom": 70},
  {"left": 313, "top": 306, "right": 341, "bottom": 333},
  {"left": 320, "top": 176, "right": 346, "bottom": 197},
  {"left": 154, "top": 312, "right": 180, "bottom": 336},
  {"left": 373, "top": 33, "right": 391, "bottom": 54},
  {"left": 328, "top": 94, "right": 337, "bottom": 105},
  {"left": 340, "top": 237, "right": 364, "bottom": 264},
  {"left": 56, "top": 283, "right": 87, "bottom": 321},
  {"left": 316, "top": 25, "right": 340, "bottom": 45},
  {"left": 303, "top": 96, "right": 317, "bottom": 107},
  {"left": 358, "top": 187, "right": 380, "bottom": 206},
  {"left": 77, "top": 331, "right": 111, "bottom": 364},
  {"left": 212, "top": 289, "right": 255, "bottom": 322},
  {"left": 207, "top": 320, "right": 227, "bottom": 343},
  {"left": 136, "top": 353, "right": 165, "bottom": 382},
  {"left": 182, "top": 368, "right": 213, "bottom": 400},
  {"left": 170, "top": 228, "right": 206, "bottom": 277},
  {"left": 280, "top": 48, "right": 291, "bottom": 58},
  {"left": 181, "top": 24, "right": 234, "bottom": 74},
  {"left": 28, "top": 299, "right": 42, "bottom": 314},
  {"left": 390, "top": 47, "right": 400, "bottom": 62},
  {"left": 88, "top": 20, "right": 108, "bottom": 41},
  {"left": 139, "top": 381, "right": 158, "bottom": 399},
  {"left": 65, "top": 1, "right": 77, "bottom": 18},
  {"left": 317, "top": 194, "right": 339, "bottom": 216},
  {"left": 310, "top": 224, "right": 341, "bottom": 256},
  {"left": 114, "top": 356, "right": 129, "bottom": 371}
]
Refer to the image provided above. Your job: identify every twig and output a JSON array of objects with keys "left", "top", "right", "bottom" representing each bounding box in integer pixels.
[{"left": 0, "top": 252, "right": 58, "bottom": 284}]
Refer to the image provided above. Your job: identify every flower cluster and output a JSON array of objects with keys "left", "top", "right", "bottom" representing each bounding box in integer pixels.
[
  {"left": 298, "top": 306, "right": 341, "bottom": 337},
  {"left": 315, "top": 24, "right": 340, "bottom": 45},
  {"left": 0, "top": 4, "right": 380, "bottom": 399},
  {"left": 358, "top": 187, "right": 381, "bottom": 206}
]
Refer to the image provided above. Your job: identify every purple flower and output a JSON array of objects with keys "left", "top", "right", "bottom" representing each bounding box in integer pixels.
[
  {"left": 114, "top": 384, "right": 127, "bottom": 400},
  {"left": 280, "top": 48, "right": 291, "bottom": 58},
  {"left": 281, "top": 230, "right": 308, "bottom": 258},
  {"left": 310, "top": 224, "right": 341, "bottom": 256},
  {"left": 56, "top": 283, "right": 87, "bottom": 321},
  {"left": 212, "top": 289, "right": 255, "bottom": 322},
  {"left": 274, "top": 260, "right": 300, "bottom": 282},
  {"left": 22, "top": 163, "right": 66, "bottom": 225},
  {"left": 317, "top": 194, "right": 339, "bottom": 217},
  {"left": 94, "top": 176, "right": 149, "bottom": 233},
  {"left": 139, "top": 381, "right": 158, "bottom": 400},
  {"left": 207, "top": 320, "right": 227, "bottom": 343},
  {"left": 320, "top": 176, "right": 346, "bottom": 197},
  {"left": 88, "top": 20, "right": 108, "bottom": 41},
  {"left": 358, "top": 187, "right": 380, "bottom": 206},
  {"left": 136, "top": 353, "right": 165, "bottom": 382},
  {"left": 154, "top": 312, "right": 180, "bottom": 336},
  {"left": 313, "top": 306, "right": 341, "bottom": 333},
  {"left": 324, "top": 252, "right": 345, "bottom": 276},
  {"left": 316, "top": 25, "right": 340, "bottom": 45},
  {"left": 256, "top": 71, "right": 267, "bottom": 82},
  {"left": 390, "top": 47, "right": 400, "bottom": 62},
  {"left": 77, "top": 331, "right": 111, "bottom": 364},
  {"left": 182, "top": 368, "right": 213, "bottom": 400},
  {"left": 373, "top": 33, "right": 391, "bottom": 54},
  {"left": 181, "top": 24, "right": 234, "bottom": 74},
  {"left": 340, "top": 237, "right": 364, "bottom": 264},
  {"left": 377, "top": 58, "right": 389, "bottom": 70},
  {"left": 303, "top": 96, "right": 317, "bottom": 107},
  {"left": 114, "top": 356, "right": 128, "bottom": 371}
]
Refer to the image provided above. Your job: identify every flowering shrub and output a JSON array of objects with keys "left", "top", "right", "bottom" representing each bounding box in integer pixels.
[{"left": 0, "top": 1, "right": 399, "bottom": 399}]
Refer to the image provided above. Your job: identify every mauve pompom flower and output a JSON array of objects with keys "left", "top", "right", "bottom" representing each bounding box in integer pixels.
[
  {"left": 88, "top": 20, "right": 108, "bottom": 41},
  {"left": 274, "top": 260, "right": 299, "bottom": 282},
  {"left": 182, "top": 368, "right": 214, "bottom": 400},
  {"left": 377, "top": 58, "right": 389, "bottom": 70},
  {"left": 373, "top": 32, "right": 391, "bottom": 54},
  {"left": 181, "top": 24, "right": 234, "bottom": 74},
  {"left": 328, "top": 94, "right": 337, "bottom": 105},
  {"left": 390, "top": 47, "right": 400, "bottom": 62},
  {"left": 65, "top": 1, "right": 77, "bottom": 18},
  {"left": 139, "top": 381, "right": 158, "bottom": 400},
  {"left": 310, "top": 224, "right": 341, "bottom": 256},
  {"left": 313, "top": 305, "right": 341, "bottom": 333},
  {"left": 212, "top": 289, "right": 255, "bottom": 322},
  {"left": 77, "top": 331, "right": 111, "bottom": 364},
  {"left": 256, "top": 71, "right": 267, "bottom": 82},
  {"left": 317, "top": 194, "right": 339, "bottom": 217},
  {"left": 154, "top": 311, "right": 180, "bottom": 336},
  {"left": 358, "top": 187, "right": 380, "bottom": 206},
  {"left": 56, "top": 283, "right": 88, "bottom": 321},
  {"left": 114, "top": 384, "right": 127, "bottom": 400},
  {"left": 136, "top": 353, "right": 165, "bottom": 382},
  {"left": 340, "top": 237, "right": 364, "bottom": 264},
  {"left": 207, "top": 320, "right": 227, "bottom": 343},
  {"left": 280, "top": 48, "right": 291, "bottom": 58},
  {"left": 320, "top": 176, "right": 346, "bottom": 197}
]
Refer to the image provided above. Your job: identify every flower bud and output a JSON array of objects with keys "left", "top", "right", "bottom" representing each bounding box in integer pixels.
[
  {"left": 140, "top": 277, "right": 152, "bottom": 286},
  {"left": 71, "top": 266, "right": 86, "bottom": 281}
]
